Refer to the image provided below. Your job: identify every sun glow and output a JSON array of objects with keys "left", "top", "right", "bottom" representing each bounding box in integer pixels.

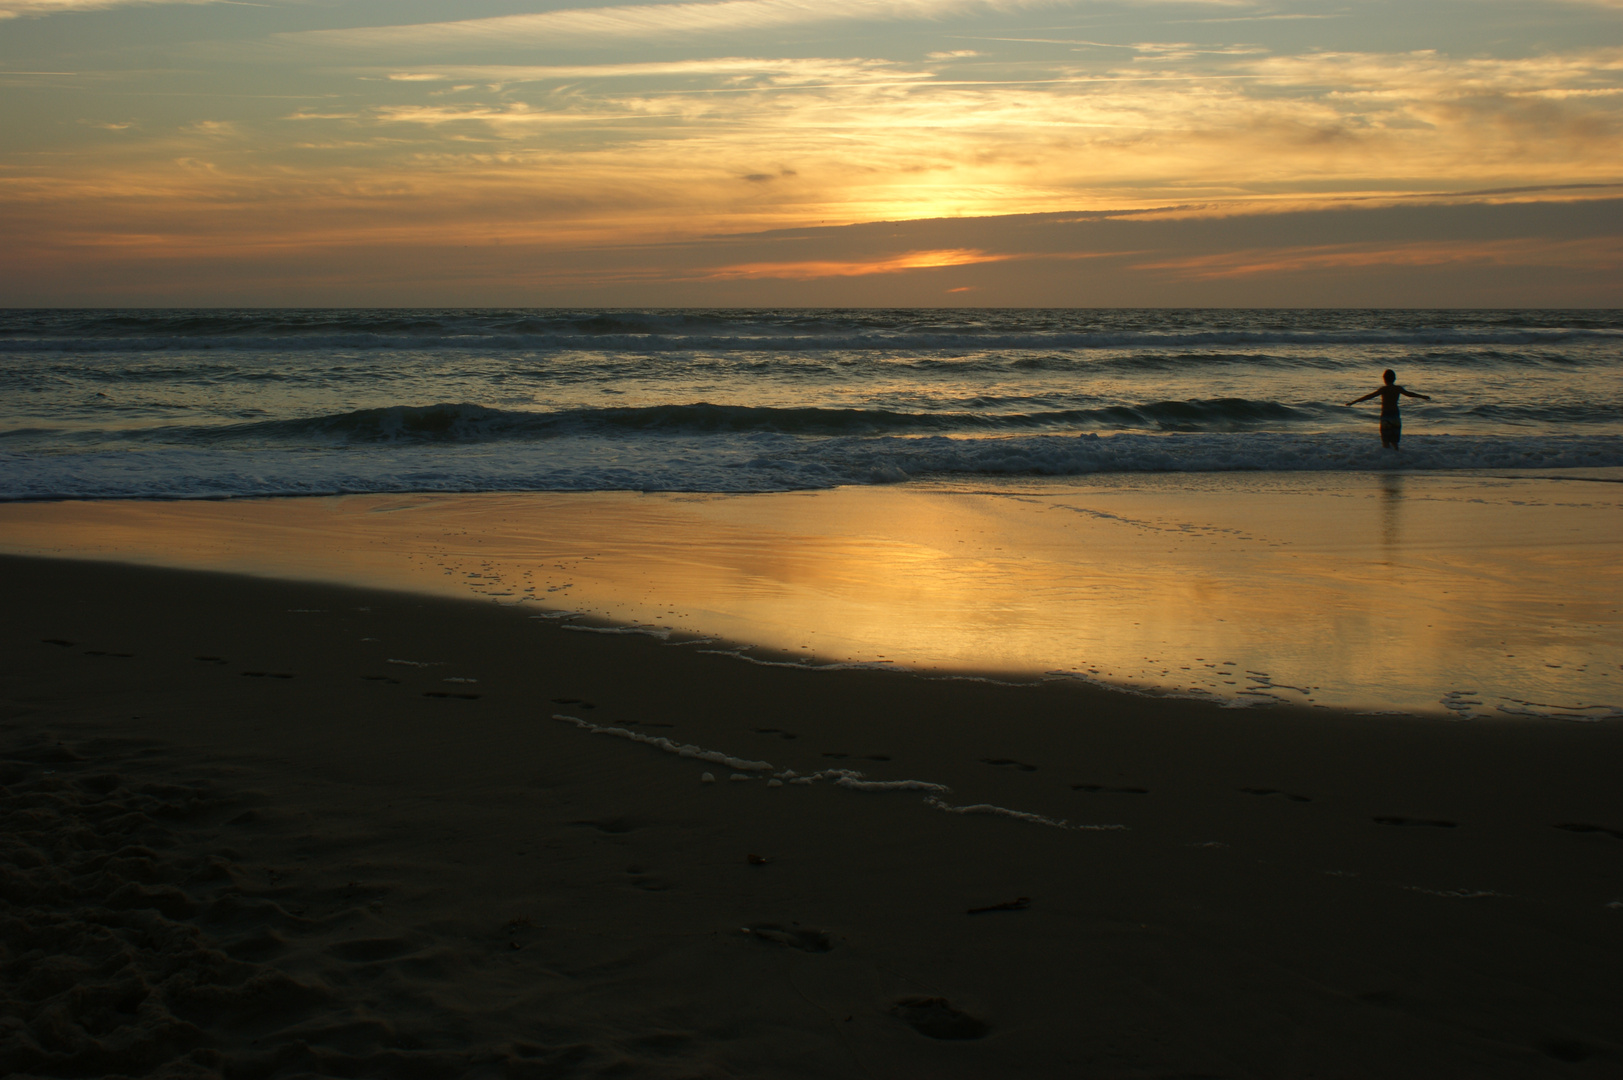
[{"left": 3, "top": 0, "right": 1621, "bottom": 303}]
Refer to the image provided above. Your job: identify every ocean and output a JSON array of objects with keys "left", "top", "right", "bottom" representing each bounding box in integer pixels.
[{"left": 3, "top": 308, "right": 1621, "bottom": 500}]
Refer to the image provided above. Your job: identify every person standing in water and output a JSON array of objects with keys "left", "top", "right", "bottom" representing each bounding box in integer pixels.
[{"left": 1346, "top": 369, "right": 1430, "bottom": 450}]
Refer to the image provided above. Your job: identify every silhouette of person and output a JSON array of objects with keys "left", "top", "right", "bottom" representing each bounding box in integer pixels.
[{"left": 1346, "top": 369, "right": 1430, "bottom": 449}]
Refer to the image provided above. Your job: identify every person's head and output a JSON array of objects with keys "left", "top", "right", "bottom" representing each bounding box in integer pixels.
[{"left": 1382, "top": 369, "right": 1396, "bottom": 384}]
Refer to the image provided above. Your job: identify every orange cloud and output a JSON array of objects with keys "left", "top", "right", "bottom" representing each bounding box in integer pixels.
[
  {"left": 700, "top": 248, "right": 1013, "bottom": 279},
  {"left": 1135, "top": 237, "right": 1623, "bottom": 279}
]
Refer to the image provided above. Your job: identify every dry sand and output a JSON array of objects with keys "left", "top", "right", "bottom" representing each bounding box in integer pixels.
[{"left": 4, "top": 553, "right": 1623, "bottom": 1078}]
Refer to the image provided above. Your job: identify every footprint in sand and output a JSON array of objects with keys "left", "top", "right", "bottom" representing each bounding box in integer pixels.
[
  {"left": 968, "top": 897, "right": 1031, "bottom": 914},
  {"left": 1538, "top": 1038, "right": 1596, "bottom": 1063},
  {"left": 744, "top": 924, "right": 834, "bottom": 952},
  {"left": 221, "top": 928, "right": 290, "bottom": 962},
  {"left": 551, "top": 697, "right": 596, "bottom": 709},
  {"left": 1072, "top": 783, "right": 1149, "bottom": 794},
  {"left": 982, "top": 757, "right": 1038, "bottom": 772},
  {"left": 1241, "top": 787, "right": 1312, "bottom": 802},
  {"left": 1374, "top": 816, "right": 1458, "bottom": 828},
  {"left": 325, "top": 936, "right": 419, "bottom": 963},
  {"left": 888, "top": 997, "right": 989, "bottom": 1040},
  {"left": 1552, "top": 822, "right": 1623, "bottom": 841},
  {"left": 42, "top": 638, "right": 74, "bottom": 647},
  {"left": 625, "top": 866, "right": 677, "bottom": 891}
]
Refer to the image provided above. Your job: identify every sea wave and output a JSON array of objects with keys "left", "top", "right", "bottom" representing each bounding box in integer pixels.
[
  {"left": 149, "top": 398, "right": 1333, "bottom": 442},
  {"left": 4, "top": 431, "right": 1620, "bottom": 501}
]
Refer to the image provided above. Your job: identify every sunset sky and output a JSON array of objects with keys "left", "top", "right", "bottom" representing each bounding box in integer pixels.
[{"left": 3, "top": 0, "right": 1620, "bottom": 306}]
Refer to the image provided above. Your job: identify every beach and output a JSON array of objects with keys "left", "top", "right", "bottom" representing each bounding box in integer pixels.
[
  {"left": 8, "top": 0, "right": 1623, "bottom": 1064},
  {"left": 4, "top": 307, "right": 1622, "bottom": 1075},
  {"left": 4, "top": 495, "right": 1623, "bottom": 1077}
]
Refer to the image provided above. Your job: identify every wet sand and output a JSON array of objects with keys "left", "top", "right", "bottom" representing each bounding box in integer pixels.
[
  {"left": 4, "top": 553, "right": 1623, "bottom": 1078},
  {"left": 1, "top": 473, "right": 1619, "bottom": 716}
]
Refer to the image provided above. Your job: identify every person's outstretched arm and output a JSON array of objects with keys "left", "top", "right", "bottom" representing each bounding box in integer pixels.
[
  {"left": 1400, "top": 388, "right": 1431, "bottom": 400},
  {"left": 1344, "top": 389, "right": 1380, "bottom": 406}
]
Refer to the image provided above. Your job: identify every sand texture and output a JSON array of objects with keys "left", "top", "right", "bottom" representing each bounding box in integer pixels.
[{"left": 3, "top": 554, "right": 1623, "bottom": 1078}]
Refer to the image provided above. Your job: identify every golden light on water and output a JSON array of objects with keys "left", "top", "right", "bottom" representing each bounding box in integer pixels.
[{"left": 3, "top": 475, "right": 1618, "bottom": 718}]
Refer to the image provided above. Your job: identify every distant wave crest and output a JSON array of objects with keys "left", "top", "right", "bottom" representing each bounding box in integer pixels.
[
  {"left": 200, "top": 399, "right": 1330, "bottom": 443},
  {"left": 5, "top": 315, "right": 1620, "bottom": 356}
]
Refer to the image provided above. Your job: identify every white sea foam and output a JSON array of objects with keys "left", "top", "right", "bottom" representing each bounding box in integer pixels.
[
  {"left": 550, "top": 720, "right": 957, "bottom": 795},
  {"left": 1401, "top": 885, "right": 1507, "bottom": 900},
  {"left": 694, "top": 648, "right": 905, "bottom": 671},
  {"left": 551, "top": 714, "right": 774, "bottom": 771},
  {"left": 1494, "top": 698, "right": 1623, "bottom": 721},
  {"left": 923, "top": 796, "right": 1127, "bottom": 831},
  {"left": 561, "top": 624, "right": 672, "bottom": 640},
  {"left": 834, "top": 776, "right": 951, "bottom": 793}
]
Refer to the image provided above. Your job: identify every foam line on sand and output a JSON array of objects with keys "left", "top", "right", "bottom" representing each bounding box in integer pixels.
[
  {"left": 924, "top": 796, "right": 1128, "bottom": 831},
  {"left": 561, "top": 624, "right": 672, "bottom": 640},
  {"left": 551, "top": 713, "right": 772, "bottom": 771}
]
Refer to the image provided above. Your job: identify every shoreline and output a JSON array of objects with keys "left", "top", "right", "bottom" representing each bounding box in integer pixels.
[{"left": 4, "top": 554, "right": 1623, "bottom": 1076}]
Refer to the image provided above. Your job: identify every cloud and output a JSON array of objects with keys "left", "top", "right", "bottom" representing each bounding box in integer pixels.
[
  {"left": 288, "top": 0, "right": 1237, "bottom": 51},
  {"left": 1134, "top": 237, "right": 1623, "bottom": 279},
  {"left": 370, "top": 103, "right": 664, "bottom": 127},
  {"left": 0, "top": 0, "right": 225, "bottom": 17},
  {"left": 370, "top": 57, "right": 918, "bottom": 86},
  {"left": 182, "top": 120, "right": 237, "bottom": 137},
  {"left": 9, "top": 194, "right": 1618, "bottom": 307},
  {"left": 7, "top": 32, "right": 1621, "bottom": 302},
  {"left": 339, "top": 44, "right": 1623, "bottom": 225},
  {"left": 701, "top": 248, "right": 1009, "bottom": 279}
]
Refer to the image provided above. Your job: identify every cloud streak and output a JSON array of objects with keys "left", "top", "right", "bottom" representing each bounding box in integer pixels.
[
  {"left": 1134, "top": 237, "right": 1623, "bottom": 279},
  {"left": 701, "top": 248, "right": 1009, "bottom": 279},
  {"left": 289, "top": 0, "right": 1237, "bottom": 51},
  {"left": 0, "top": 0, "right": 224, "bottom": 17}
]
